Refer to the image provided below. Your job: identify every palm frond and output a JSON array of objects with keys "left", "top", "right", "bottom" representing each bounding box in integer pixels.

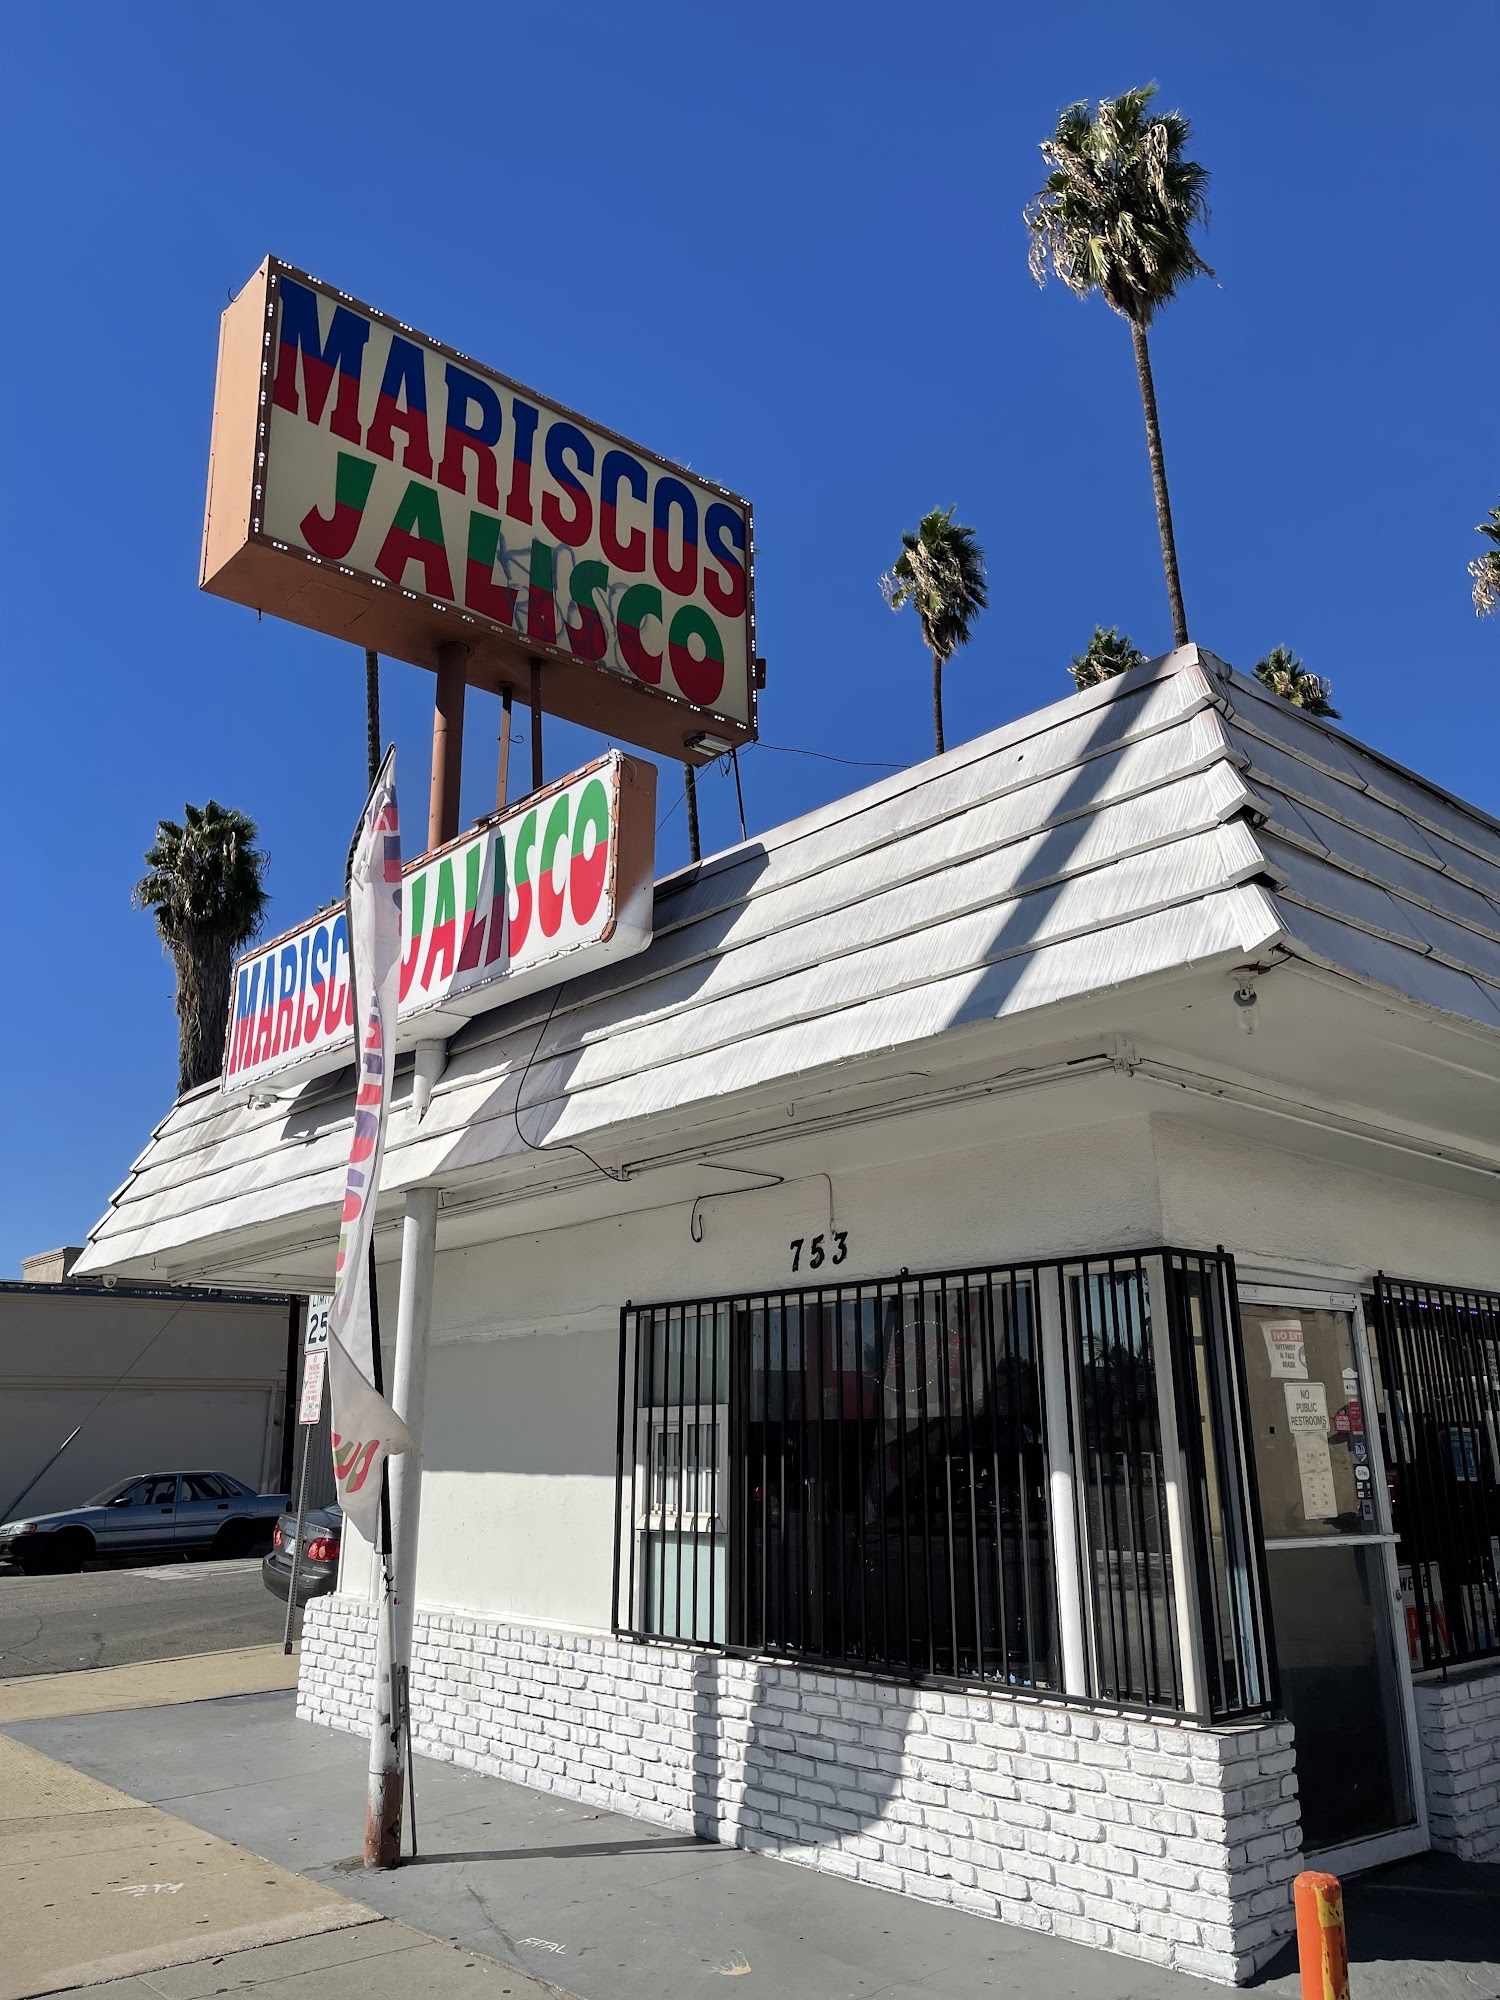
[
  {"left": 1253, "top": 645, "right": 1340, "bottom": 719},
  {"left": 1025, "top": 82, "right": 1212, "bottom": 328},
  {"left": 880, "top": 505, "right": 988, "bottom": 665},
  {"left": 1069, "top": 626, "right": 1144, "bottom": 690},
  {"left": 1472, "top": 506, "right": 1500, "bottom": 617}
]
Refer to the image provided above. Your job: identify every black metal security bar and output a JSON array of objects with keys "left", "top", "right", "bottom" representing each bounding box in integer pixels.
[
  {"left": 1163, "top": 1251, "right": 1278, "bottom": 1719},
  {"left": 1065, "top": 1254, "right": 1182, "bottom": 1709},
  {"left": 614, "top": 1247, "right": 1277, "bottom": 1722},
  {"left": 1369, "top": 1276, "right": 1500, "bottom": 1673}
]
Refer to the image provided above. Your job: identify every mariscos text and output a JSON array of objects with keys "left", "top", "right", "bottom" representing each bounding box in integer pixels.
[{"left": 260, "top": 272, "right": 753, "bottom": 726}]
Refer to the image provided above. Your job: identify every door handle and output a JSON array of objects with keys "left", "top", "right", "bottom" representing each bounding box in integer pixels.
[{"left": 159, "top": 1507, "right": 172, "bottom": 1514}]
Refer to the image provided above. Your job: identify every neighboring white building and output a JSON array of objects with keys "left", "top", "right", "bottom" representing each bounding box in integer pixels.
[
  {"left": 76, "top": 648, "right": 1500, "bottom": 1983},
  {"left": 1, "top": 1268, "right": 295, "bottom": 1516}
]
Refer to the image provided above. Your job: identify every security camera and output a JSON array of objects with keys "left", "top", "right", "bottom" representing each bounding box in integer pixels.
[{"left": 1233, "top": 980, "right": 1258, "bottom": 1034}]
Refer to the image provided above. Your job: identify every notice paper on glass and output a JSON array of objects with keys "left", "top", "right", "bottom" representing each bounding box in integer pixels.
[
  {"left": 1284, "top": 1381, "right": 1330, "bottom": 1434},
  {"left": 1262, "top": 1319, "right": 1308, "bottom": 1379},
  {"left": 1295, "top": 1431, "right": 1339, "bottom": 1520}
]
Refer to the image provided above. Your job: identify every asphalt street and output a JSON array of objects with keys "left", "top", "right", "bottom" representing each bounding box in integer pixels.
[{"left": 0, "top": 1559, "right": 288, "bottom": 1676}]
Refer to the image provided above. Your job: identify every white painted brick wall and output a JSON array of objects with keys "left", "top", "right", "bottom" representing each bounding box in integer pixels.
[
  {"left": 299, "top": 1595, "right": 1299, "bottom": 1985},
  {"left": 1414, "top": 1666, "right": 1500, "bottom": 1864}
]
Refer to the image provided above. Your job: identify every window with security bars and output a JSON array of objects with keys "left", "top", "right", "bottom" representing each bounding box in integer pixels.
[
  {"left": 1368, "top": 1276, "right": 1500, "bottom": 1671},
  {"left": 618, "top": 1269, "right": 1056, "bottom": 1687},
  {"left": 613, "top": 1248, "right": 1275, "bottom": 1721}
]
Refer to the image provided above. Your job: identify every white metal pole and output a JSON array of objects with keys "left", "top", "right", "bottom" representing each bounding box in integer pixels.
[
  {"left": 365, "top": 1185, "right": 439, "bottom": 1865},
  {"left": 1038, "top": 1272, "right": 1089, "bottom": 1697},
  {"left": 1146, "top": 1256, "right": 1207, "bottom": 1718}
]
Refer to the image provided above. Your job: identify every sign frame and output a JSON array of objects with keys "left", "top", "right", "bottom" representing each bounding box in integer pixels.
[{"left": 202, "top": 257, "right": 758, "bottom": 766}]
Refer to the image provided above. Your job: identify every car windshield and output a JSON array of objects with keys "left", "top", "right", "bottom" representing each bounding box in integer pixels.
[{"left": 83, "top": 1478, "right": 142, "bottom": 1506}]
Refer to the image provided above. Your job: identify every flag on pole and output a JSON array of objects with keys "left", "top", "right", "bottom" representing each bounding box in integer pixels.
[{"left": 327, "top": 747, "right": 410, "bottom": 1542}]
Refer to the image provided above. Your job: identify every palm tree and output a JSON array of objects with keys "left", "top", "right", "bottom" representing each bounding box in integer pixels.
[
  {"left": 1471, "top": 504, "right": 1500, "bottom": 617},
  {"left": 880, "top": 505, "right": 989, "bottom": 754},
  {"left": 134, "top": 802, "right": 269, "bottom": 1095},
  {"left": 1070, "top": 625, "right": 1144, "bottom": 690},
  {"left": 1254, "top": 645, "right": 1340, "bottom": 718},
  {"left": 1026, "top": 86, "right": 1212, "bottom": 650},
  {"left": 364, "top": 648, "right": 381, "bottom": 785},
  {"left": 684, "top": 762, "right": 701, "bottom": 863}
]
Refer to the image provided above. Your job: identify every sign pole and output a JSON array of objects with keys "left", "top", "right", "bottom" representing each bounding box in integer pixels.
[
  {"left": 282, "top": 1293, "right": 331, "bottom": 1656},
  {"left": 281, "top": 1417, "right": 312, "bottom": 1655},
  {"left": 496, "top": 686, "right": 513, "bottom": 811},
  {"left": 364, "top": 1185, "right": 438, "bottom": 1866},
  {"left": 529, "top": 659, "right": 544, "bottom": 793},
  {"left": 429, "top": 642, "right": 468, "bottom": 850}
]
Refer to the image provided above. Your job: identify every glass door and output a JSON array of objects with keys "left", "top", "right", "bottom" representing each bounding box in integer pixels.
[{"left": 1239, "top": 1292, "right": 1421, "bottom": 1862}]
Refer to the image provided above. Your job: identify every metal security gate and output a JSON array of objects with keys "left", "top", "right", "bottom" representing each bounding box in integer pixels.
[
  {"left": 613, "top": 1247, "right": 1276, "bottom": 1724},
  {"left": 1369, "top": 1276, "right": 1500, "bottom": 1673}
]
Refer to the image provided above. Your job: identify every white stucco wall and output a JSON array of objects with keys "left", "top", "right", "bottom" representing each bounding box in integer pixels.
[
  {"left": 343, "top": 1113, "right": 1166, "bottom": 1618},
  {"left": 1151, "top": 1115, "right": 1500, "bottom": 1294},
  {"left": 343, "top": 1106, "right": 1500, "bottom": 1623}
]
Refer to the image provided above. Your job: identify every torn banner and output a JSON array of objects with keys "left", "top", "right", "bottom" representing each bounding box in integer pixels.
[{"left": 327, "top": 748, "right": 410, "bottom": 1542}]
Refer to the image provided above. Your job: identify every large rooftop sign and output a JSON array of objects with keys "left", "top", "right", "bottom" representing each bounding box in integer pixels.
[
  {"left": 222, "top": 753, "right": 656, "bottom": 1097},
  {"left": 202, "top": 259, "right": 756, "bottom": 764}
]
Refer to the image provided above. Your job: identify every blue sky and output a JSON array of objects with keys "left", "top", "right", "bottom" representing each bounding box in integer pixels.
[{"left": 2, "top": 2, "right": 1496, "bottom": 1275}]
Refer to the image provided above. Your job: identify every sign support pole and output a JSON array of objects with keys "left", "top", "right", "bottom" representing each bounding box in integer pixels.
[
  {"left": 364, "top": 1185, "right": 438, "bottom": 1867},
  {"left": 429, "top": 643, "right": 468, "bottom": 850},
  {"left": 529, "top": 660, "right": 544, "bottom": 793},
  {"left": 496, "top": 686, "right": 513, "bottom": 811},
  {"left": 283, "top": 1295, "right": 330, "bottom": 1656},
  {"left": 281, "top": 1419, "right": 312, "bottom": 1656}
]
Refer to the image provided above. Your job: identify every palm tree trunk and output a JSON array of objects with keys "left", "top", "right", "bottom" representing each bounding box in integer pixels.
[
  {"left": 175, "top": 934, "right": 233, "bottom": 1094},
  {"left": 1129, "top": 321, "right": 1189, "bottom": 649},
  {"left": 684, "top": 762, "right": 701, "bottom": 863},
  {"left": 932, "top": 652, "right": 945, "bottom": 756},
  {"left": 364, "top": 649, "right": 381, "bottom": 787}
]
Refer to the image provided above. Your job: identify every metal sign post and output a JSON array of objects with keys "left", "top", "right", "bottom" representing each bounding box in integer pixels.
[{"left": 282, "top": 1294, "right": 331, "bottom": 1656}]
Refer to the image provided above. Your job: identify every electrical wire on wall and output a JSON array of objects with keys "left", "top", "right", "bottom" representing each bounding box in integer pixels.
[{"left": 512, "top": 982, "right": 629, "bottom": 1185}]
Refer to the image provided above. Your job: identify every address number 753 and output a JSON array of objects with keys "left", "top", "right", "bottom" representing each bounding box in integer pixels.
[{"left": 790, "top": 1232, "right": 848, "bottom": 1273}]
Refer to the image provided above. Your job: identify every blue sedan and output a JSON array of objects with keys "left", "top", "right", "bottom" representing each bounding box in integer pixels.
[{"left": 0, "top": 1471, "right": 290, "bottom": 1574}]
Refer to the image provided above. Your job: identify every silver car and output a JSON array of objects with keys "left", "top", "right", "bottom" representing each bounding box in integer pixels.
[{"left": 0, "top": 1471, "right": 290, "bottom": 1574}]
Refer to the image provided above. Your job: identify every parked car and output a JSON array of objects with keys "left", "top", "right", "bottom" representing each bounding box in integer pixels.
[
  {"left": 0, "top": 1471, "right": 289, "bottom": 1573},
  {"left": 261, "top": 1504, "right": 343, "bottom": 1605}
]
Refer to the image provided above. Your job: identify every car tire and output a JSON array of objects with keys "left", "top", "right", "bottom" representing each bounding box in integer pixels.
[
  {"left": 212, "top": 1521, "right": 254, "bottom": 1560},
  {"left": 23, "top": 1529, "right": 92, "bottom": 1575}
]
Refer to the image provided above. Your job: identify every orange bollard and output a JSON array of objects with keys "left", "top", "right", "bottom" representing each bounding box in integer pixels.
[{"left": 1294, "top": 1871, "right": 1349, "bottom": 2000}]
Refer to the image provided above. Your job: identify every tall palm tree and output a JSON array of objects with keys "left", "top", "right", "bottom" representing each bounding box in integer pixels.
[
  {"left": 1026, "top": 86, "right": 1212, "bottom": 650},
  {"left": 1069, "top": 625, "right": 1144, "bottom": 690},
  {"left": 684, "top": 762, "right": 701, "bottom": 863},
  {"left": 880, "top": 505, "right": 989, "bottom": 754},
  {"left": 134, "top": 802, "right": 269, "bottom": 1095},
  {"left": 1472, "top": 504, "right": 1500, "bottom": 617},
  {"left": 1254, "top": 645, "right": 1340, "bottom": 718},
  {"left": 364, "top": 648, "right": 381, "bottom": 786}
]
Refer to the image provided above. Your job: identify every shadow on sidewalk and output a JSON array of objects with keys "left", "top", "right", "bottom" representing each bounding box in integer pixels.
[{"left": 1250, "top": 1851, "right": 1500, "bottom": 1990}]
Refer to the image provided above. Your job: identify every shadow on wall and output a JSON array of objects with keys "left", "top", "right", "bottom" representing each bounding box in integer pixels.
[{"left": 689, "top": 1650, "right": 914, "bottom": 1852}]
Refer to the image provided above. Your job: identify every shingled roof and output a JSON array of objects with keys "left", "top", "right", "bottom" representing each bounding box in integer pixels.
[{"left": 75, "top": 645, "right": 1500, "bottom": 1279}]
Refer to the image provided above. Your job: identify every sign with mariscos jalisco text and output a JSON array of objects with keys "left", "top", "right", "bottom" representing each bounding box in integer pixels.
[
  {"left": 201, "top": 259, "right": 756, "bottom": 765},
  {"left": 221, "top": 752, "right": 656, "bottom": 1096}
]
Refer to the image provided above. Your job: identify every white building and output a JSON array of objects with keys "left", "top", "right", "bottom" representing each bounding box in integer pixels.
[{"left": 76, "top": 648, "right": 1500, "bottom": 1983}]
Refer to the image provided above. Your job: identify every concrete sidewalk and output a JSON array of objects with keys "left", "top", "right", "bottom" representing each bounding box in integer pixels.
[
  {"left": 0, "top": 1646, "right": 300, "bottom": 1724},
  {"left": 0, "top": 1731, "right": 375, "bottom": 1999},
  {"left": 5, "top": 1676, "right": 1497, "bottom": 1999}
]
